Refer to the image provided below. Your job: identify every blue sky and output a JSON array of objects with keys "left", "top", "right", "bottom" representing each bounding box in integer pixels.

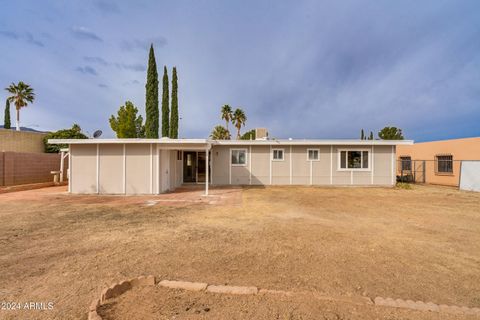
[{"left": 0, "top": 0, "right": 479, "bottom": 141}]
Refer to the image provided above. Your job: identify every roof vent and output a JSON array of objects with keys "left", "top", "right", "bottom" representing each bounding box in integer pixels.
[{"left": 255, "top": 128, "right": 268, "bottom": 140}]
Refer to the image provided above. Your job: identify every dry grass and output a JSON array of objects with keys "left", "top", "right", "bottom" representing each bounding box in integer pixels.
[{"left": 0, "top": 185, "right": 479, "bottom": 319}]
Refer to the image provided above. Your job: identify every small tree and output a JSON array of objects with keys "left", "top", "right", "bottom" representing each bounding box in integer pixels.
[
  {"left": 109, "top": 101, "right": 145, "bottom": 138},
  {"left": 43, "top": 124, "right": 88, "bottom": 153},
  {"left": 378, "top": 126, "right": 404, "bottom": 140},
  {"left": 5, "top": 81, "right": 35, "bottom": 131},
  {"left": 4, "top": 99, "right": 11, "bottom": 129},
  {"left": 169, "top": 67, "right": 178, "bottom": 138},
  {"left": 232, "top": 108, "right": 247, "bottom": 139},
  {"left": 210, "top": 125, "right": 231, "bottom": 140},
  {"left": 240, "top": 129, "right": 255, "bottom": 140},
  {"left": 161, "top": 66, "right": 170, "bottom": 137},
  {"left": 360, "top": 129, "right": 365, "bottom": 140},
  {"left": 368, "top": 131, "right": 374, "bottom": 140},
  {"left": 145, "top": 44, "right": 159, "bottom": 138}
]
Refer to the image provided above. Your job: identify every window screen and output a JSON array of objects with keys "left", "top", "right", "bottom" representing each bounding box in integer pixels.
[
  {"left": 272, "top": 149, "right": 284, "bottom": 160},
  {"left": 308, "top": 149, "right": 319, "bottom": 161},
  {"left": 231, "top": 149, "right": 246, "bottom": 165},
  {"left": 436, "top": 155, "right": 453, "bottom": 173},
  {"left": 340, "top": 150, "right": 369, "bottom": 169}
]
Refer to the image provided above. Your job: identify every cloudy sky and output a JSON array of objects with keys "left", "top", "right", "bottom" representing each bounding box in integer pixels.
[{"left": 0, "top": 0, "right": 479, "bottom": 141}]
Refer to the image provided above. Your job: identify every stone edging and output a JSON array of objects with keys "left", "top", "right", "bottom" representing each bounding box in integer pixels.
[{"left": 88, "top": 277, "right": 480, "bottom": 319}]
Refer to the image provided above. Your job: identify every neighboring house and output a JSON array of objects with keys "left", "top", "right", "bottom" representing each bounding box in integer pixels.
[
  {"left": 0, "top": 128, "right": 48, "bottom": 153},
  {"left": 49, "top": 134, "right": 412, "bottom": 195},
  {"left": 396, "top": 137, "right": 480, "bottom": 186}
]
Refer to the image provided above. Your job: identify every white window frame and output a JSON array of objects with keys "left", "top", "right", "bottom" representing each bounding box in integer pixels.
[
  {"left": 271, "top": 148, "right": 285, "bottom": 161},
  {"left": 337, "top": 149, "right": 371, "bottom": 171},
  {"left": 307, "top": 149, "right": 320, "bottom": 161},
  {"left": 230, "top": 148, "right": 247, "bottom": 167}
]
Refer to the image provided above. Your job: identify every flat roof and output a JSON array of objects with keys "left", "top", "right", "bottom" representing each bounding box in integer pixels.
[{"left": 48, "top": 138, "right": 413, "bottom": 146}]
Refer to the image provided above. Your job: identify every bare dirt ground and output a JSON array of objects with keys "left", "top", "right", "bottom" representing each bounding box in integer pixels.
[{"left": 0, "top": 185, "right": 479, "bottom": 319}]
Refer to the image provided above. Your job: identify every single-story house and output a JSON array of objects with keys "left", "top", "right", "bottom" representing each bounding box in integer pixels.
[{"left": 49, "top": 135, "right": 412, "bottom": 195}]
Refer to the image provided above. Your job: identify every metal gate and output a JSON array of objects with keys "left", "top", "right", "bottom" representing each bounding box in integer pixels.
[{"left": 397, "top": 159, "right": 425, "bottom": 183}]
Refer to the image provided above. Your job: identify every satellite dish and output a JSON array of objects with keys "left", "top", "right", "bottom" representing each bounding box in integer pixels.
[{"left": 93, "top": 130, "right": 103, "bottom": 138}]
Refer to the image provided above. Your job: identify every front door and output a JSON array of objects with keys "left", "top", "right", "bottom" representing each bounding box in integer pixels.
[{"left": 183, "top": 152, "right": 197, "bottom": 183}]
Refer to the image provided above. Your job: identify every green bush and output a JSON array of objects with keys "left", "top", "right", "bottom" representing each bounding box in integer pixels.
[
  {"left": 43, "top": 124, "right": 88, "bottom": 153},
  {"left": 396, "top": 182, "right": 413, "bottom": 190}
]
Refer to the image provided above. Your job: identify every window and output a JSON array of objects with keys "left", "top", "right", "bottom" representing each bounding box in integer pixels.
[
  {"left": 177, "top": 151, "right": 183, "bottom": 161},
  {"left": 272, "top": 149, "right": 284, "bottom": 161},
  {"left": 400, "top": 156, "right": 411, "bottom": 171},
  {"left": 231, "top": 149, "right": 247, "bottom": 166},
  {"left": 307, "top": 149, "right": 320, "bottom": 161},
  {"left": 339, "top": 150, "right": 369, "bottom": 170},
  {"left": 436, "top": 155, "right": 453, "bottom": 174}
]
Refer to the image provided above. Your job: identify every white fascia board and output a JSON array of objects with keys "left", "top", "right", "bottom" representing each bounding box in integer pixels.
[
  {"left": 210, "top": 139, "right": 414, "bottom": 146},
  {"left": 49, "top": 138, "right": 413, "bottom": 146},
  {"left": 48, "top": 138, "right": 209, "bottom": 145}
]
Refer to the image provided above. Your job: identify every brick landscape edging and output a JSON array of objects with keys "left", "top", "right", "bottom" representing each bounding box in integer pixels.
[{"left": 88, "top": 278, "right": 480, "bottom": 319}]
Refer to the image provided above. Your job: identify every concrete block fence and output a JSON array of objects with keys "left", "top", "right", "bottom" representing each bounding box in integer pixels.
[{"left": 88, "top": 276, "right": 480, "bottom": 319}]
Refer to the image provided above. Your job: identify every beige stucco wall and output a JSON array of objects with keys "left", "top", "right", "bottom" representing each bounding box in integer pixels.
[
  {"left": 70, "top": 143, "right": 172, "bottom": 194},
  {"left": 0, "top": 129, "right": 48, "bottom": 153},
  {"left": 211, "top": 144, "right": 394, "bottom": 186},
  {"left": 125, "top": 144, "right": 151, "bottom": 194},
  {"left": 70, "top": 144, "right": 97, "bottom": 193},
  {"left": 396, "top": 137, "right": 480, "bottom": 186}
]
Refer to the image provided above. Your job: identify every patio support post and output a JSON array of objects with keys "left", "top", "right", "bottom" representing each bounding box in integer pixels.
[{"left": 205, "top": 145, "right": 209, "bottom": 196}]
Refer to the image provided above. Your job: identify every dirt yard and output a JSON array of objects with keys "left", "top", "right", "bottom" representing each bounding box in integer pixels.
[{"left": 0, "top": 185, "right": 479, "bottom": 319}]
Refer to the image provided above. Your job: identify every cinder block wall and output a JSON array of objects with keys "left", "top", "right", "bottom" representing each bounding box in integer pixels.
[
  {"left": 0, "top": 129, "right": 48, "bottom": 153},
  {"left": 0, "top": 152, "right": 67, "bottom": 186}
]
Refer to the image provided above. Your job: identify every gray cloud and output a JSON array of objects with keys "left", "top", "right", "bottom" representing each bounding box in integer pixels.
[
  {"left": 84, "top": 56, "right": 109, "bottom": 66},
  {"left": 122, "top": 80, "right": 140, "bottom": 86},
  {"left": 120, "top": 36, "right": 167, "bottom": 51},
  {"left": 0, "top": 30, "right": 44, "bottom": 47},
  {"left": 94, "top": 0, "right": 121, "bottom": 14},
  {"left": 25, "top": 32, "right": 44, "bottom": 47},
  {"left": 71, "top": 26, "right": 102, "bottom": 42},
  {"left": 0, "top": 30, "right": 19, "bottom": 39},
  {"left": 115, "top": 63, "right": 145, "bottom": 72},
  {"left": 98, "top": 83, "right": 109, "bottom": 88},
  {"left": 76, "top": 66, "right": 98, "bottom": 76}
]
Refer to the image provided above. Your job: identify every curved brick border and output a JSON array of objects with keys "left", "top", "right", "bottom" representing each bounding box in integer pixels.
[
  {"left": 88, "top": 275, "right": 155, "bottom": 320},
  {"left": 88, "top": 278, "right": 480, "bottom": 319}
]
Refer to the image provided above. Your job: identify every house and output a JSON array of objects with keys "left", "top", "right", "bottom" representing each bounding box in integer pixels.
[
  {"left": 48, "top": 134, "right": 412, "bottom": 195},
  {"left": 396, "top": 137, "right": 480, "bottom": 186}
]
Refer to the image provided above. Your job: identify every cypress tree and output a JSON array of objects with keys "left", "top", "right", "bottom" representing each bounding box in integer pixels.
[
  {"left": 145, "top": 44, "right": 159, "bottom": 138},
  {"left": 169, "top": 67, "right": 178, "bottom": 138},
  {"left": 161, "top": 66, "right": 170, "bottom": 137},
  {"left": 369, "top": 131, "right": 374, "bottom": 140},
  {"left": 4, "top": 99, "right": 11, "bottom": 129},
  {"left": 360, "top": 129, "right": 365, "bottom": 140}
]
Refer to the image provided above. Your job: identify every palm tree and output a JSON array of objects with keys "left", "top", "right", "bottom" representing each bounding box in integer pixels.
[
  {"left": 220, "top": 104, "right": 232, "bottom": 132},
  {"left": 232, "top": 108, "right": 247, "bottom": 140},
  {"left": 5, "top": 81, "right": 35, "bottom": 131},
  {"left": 210, "top": 125, "right": 231, "bottom": 140}
]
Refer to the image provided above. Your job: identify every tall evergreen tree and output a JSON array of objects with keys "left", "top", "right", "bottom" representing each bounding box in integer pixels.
[
  {"left": 360, "top": 129, "right": 365, "bottom": 140},
  {"left": 369, "top": 131, "right": 374, "bottom": 140},
  {"left": 161, "top": 66, "right": 170, "bottom": 137},
  {"left": 145, "top": 44, "right": 159, "bottom": 138},
  {"left": 4, "top": 99, "right": 11, "bottom": 129},
  {"left": 169, "top": 67, "right": 178, "bottom": 138}
]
